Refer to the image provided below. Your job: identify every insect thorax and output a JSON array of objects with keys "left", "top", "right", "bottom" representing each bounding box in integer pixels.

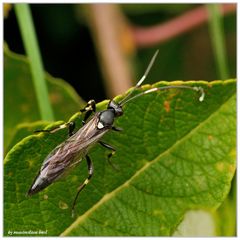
[{"left": 98, "top": 110, "right": 115, "bottom": 129}]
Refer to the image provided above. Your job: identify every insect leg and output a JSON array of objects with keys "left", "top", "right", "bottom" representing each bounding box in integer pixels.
[
  {"left": 112, "top": 126, "right": 123, "bottom": 132},
  {"left": 99, "top": 141, "right": 119, "bottom": 170},
  {"left": 71, "top": 155, "right": 93, "bottom": 217},
  {"left": 80, "top": 100, "right": 96, "bottom": 125},
  {"left": 68, "top": 122, "right": 75, "bottom": 136},
  {"left": 34, "top": 121, "right": 75, "bottom": 136}
]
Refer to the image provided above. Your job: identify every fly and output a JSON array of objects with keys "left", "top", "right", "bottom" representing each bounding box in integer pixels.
[{"left": 27, "top": 50, "right": 205, "bottom": 216}]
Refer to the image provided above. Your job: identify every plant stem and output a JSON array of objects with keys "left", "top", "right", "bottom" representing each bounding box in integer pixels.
[
  {"left": 15, "top": 4, "right": 54, "bottom": 121},
  {"left": 85, "top": 4, "right": 133, "bottom": 98},
  {"left": 207, "top": 4, "right": 229, "bottom": 79},
  {"left": 132, "top": 4, "right": 235, "bottom": 48}
]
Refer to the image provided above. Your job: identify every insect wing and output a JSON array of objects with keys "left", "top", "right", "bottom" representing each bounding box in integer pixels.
[{"left": 28, "top": 113, "right": 109, "bottom": 195}]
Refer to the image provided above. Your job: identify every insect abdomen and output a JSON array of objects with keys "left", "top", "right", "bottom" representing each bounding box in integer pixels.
[{"left": 27, "top": 174, "right": 52, "bottom": 196}]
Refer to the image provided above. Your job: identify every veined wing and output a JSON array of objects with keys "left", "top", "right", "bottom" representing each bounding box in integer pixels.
[{"left": 28, "top": 112, "right": 110, "bottom": 195}]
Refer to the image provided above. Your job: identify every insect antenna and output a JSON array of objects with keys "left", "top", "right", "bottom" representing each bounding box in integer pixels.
[
  {"left": 120, "top": 85, "right": 205, "bottom": 106},
  {"left": 118, "top": 49, "right": 205, "bottom": 106},
  {"left": 118, "top": 49, "right": 159, "bottom": 106}
]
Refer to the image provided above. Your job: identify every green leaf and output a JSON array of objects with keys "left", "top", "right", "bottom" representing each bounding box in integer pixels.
[
  {"left": 4, "top": 80, "right": 236, "bottom": 236},
  {"left": 4, "top": 121, "right": 50, "bottom": 156},
  {"left": 4, "top": 43, "right": 84, "bottom": 152}
]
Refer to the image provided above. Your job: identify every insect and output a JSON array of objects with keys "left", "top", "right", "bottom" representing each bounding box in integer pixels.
[{"left": 27, "top": 50, "right": 204, "bottom": 216}]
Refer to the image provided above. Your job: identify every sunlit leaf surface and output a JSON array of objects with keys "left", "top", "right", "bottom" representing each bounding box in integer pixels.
[{"left": 4, "top": 80, "right": 236, "bottom": 236}]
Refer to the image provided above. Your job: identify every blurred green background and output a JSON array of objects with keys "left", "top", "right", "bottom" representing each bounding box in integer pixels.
[
  {"left": 3, "top": 3, "right": 236, "bottom": 236},
  {"left": 4, "top": 4, "right": 236, "bottom": 103}
]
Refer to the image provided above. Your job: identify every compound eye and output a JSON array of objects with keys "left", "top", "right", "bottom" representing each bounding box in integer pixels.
[
  {"left": 115, "top": 107, "right": 123, "bottom": 116},
  {"left": 108, "top": 100, "right": 123, "bottom": 116}
]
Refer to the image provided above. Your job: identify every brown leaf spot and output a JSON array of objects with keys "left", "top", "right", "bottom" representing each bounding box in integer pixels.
[
  {"left": 164, "top": 100, "right": 170, "bottom": 113},
  {"left": 208, "top": 135, "right": 213, "bottom": 141}
]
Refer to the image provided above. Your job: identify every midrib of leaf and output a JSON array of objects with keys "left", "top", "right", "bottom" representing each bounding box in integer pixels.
[{"left": 61, "top": 92, "right": 235, "bottom": 236}]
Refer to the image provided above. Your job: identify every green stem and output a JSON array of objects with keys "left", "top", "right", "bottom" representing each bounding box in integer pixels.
[
  {"left": 15, "top": 4, "right": 54, "bottom": 121},
  {"left": 207, "top": 4, "right": 229, "bottom": 79}
]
